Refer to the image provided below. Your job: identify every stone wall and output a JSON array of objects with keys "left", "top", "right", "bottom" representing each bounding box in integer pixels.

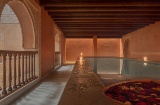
[
  {"left": 66, "top": 38, "right": 93, "bottom": 62},
  {"left": 97, "top": 38, "right": 121, "bottom": 57},
  {"left": 65, "top": 38, "right": 121, "bottom": 62},
  {"left": 122, "top": 21, "right": 160, "bottom": 62}
]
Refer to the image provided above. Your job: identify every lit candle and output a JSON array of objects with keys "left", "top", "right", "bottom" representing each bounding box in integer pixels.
[
  {"left": 80, "top": 52, "right": 83, "bottom": 56},
  {"left": 143, "top": 56, "right": 148, "bottom": 61}
]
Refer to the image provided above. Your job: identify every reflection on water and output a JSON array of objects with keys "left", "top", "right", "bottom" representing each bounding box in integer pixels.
[{"left": 85, "top": 57, "right": 160, "bottom": 80}]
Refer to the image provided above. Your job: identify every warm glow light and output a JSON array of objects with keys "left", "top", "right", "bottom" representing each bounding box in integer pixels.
[
  {"left": 80, "top": 52, "right": 83, "bottom": 56},
  {"left": 79, "top": 52, "right": 83, "bottom": 65},
  {"left": 80, "top": 57, "right": 83, "bottom": 60},
  {"left": 143, "top": 56, "right": 148, "bottom": 61},
  {"left": 144, "top": 63, "right": 147, "bottom": 66},
  {"left": 143, "top": 56, "right": 148, "bottom": 66},
  {"left": 79, "top": 60, "right": 83, "bottom": 65},
  {"left": 80, "top": 52, "right": 83, "bottom": 60}
]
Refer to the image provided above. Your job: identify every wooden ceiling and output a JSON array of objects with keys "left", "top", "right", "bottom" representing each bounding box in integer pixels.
[{"left": 40, "top": 0, "right": 160, "bottom": 38}]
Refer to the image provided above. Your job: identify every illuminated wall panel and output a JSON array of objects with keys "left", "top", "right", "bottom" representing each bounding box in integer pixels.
[
  {"left": 97, "top": 38, "right": 121, "bottom": 57},
  {"left": 66, "top": 38, "right": 93, "bottom": 62}
]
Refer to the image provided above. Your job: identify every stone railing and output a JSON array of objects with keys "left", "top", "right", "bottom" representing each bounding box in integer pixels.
[{"left": 0, "top": 50, "right": 38, "bottom": 99}]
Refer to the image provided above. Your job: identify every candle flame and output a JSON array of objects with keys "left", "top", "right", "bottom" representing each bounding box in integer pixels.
[
  {"left": 144, "top": 56, "right": 148, "bottom": 61},
  {"left": 80, "top": 52, "right": 83, "bottom": 56}
]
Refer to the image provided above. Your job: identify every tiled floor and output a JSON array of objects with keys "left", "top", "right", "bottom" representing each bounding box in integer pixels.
[{"left": 9, "top": 65, "right": 73, "bottom": 105}]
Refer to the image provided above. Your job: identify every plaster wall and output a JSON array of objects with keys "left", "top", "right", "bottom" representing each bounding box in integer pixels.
[
  {"left": 40, "top": 7, "right": 55, "bottom": 77},
  {"left": 97, "top": 38, "right": 121, "bottom": 57},
  {"left": 123, "top": 21, "right": 160, "bottom": 62},
  {"left": 66, "top": 38, "right": 93, "bottom": 62},
  {"left": 65, "top": 38, "right": 121, "bottom": 62}
]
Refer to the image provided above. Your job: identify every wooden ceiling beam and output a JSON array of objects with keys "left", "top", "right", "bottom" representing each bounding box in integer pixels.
[
  {"left": 57, "top": 25, "right": 151, "bottom": 28},
  {"left": 45, "top": 6, "right": 160, "bottom": 10},
  {"left": 56, "top": 23, "right": 154, "bottom": 26},
  {"left": 61, "top": 29, "right": 137, "bottom": 32},
  {"left": 60, "top": 27, "right": 143, "bottom": 29},
  {"left": 41, "top": 1, "right": 160, "bottom": 6},
  {"left": 61, "top": 30, "right": 140, "bottom": 35},
  {"left": 53, "top": 17, "right": 160, "bottom": 20},
  {"left": 48, "top": 11, "right": 160, "bottom": 16},
  {"left": 40, "top": 0, "right": 160, "bottom": 38},
  {"left": 64, "top": 33, "right": 125, "bottom": 38},
  {"left": 48, "top": 11, "right": 160, "bottom": 14},
  {"left": 59, "top": 26, "right": 144, "bottom": 28},
  {"left": 51, "top": 15, "right": 160, "bottom": 19},
  {"left": 53, "top": 21, "right": 158, "bottom": 26},
  {"left": 64, "top": 33, "right": 123, "bottom": 37},
  {"left": 64, "top": 31, "right": 130, "bottom": 34},
  {"left": 63, "top": 30, "right": 134, "bottom": 37},
  {"left": 54, "top": 19, "right": 158, "bottom": 23},
  {"left": 56, "top": 22, "right": 152, "bottom": 25},
  {"left": 44, "top": 5, "right": 160, "bottom": 8},
  {"left": 49, "top": 13, "right": 160, "bottom": 17},
  {"left": 56, "top": 23, "right": 153, "bottom": 28},
  {"left": 65, "top": 36, "right": 122, "bottom": 38}
]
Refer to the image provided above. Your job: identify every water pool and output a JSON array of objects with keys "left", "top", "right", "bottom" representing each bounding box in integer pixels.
[{"left": 84, "top": 57, "right": 160, "bottom": 86}]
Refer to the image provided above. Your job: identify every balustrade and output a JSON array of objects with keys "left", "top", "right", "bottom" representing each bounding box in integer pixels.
[
  {"left": 8, "top": 54, "right": 12, "bottom": 92},
  {"left": 0, "top": 50, "right": 38, "bottom": 99}
]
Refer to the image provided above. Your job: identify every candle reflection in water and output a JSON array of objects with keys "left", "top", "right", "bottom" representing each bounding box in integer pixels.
[{"left": 79, "top": 52, "right": 83, "bottom": 65}]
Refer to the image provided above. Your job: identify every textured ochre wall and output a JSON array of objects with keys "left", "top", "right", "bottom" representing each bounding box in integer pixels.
[
  {"left": 65, "top": 38, "right": 121, "bottom": 62},
  {"left": 97, "top": 38, "right": 121, "bottom": 57},
  {"left": 40, "top": 7, "right": 55, "bottom": 77},
  {"left": 66, "top": 38, "right": 93, "bottom": 62},
  {"left": 122, "top": 21, "right": 160, "bottom": 62}
]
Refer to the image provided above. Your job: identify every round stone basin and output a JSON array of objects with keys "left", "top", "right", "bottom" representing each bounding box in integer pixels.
[{"left": 103, "top": 79, "right": 160, "bottom": 105}]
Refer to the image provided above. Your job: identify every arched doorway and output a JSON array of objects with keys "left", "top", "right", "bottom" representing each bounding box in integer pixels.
[
  {"left": 0, "top": 0, "right": 39, "bottom": 49},
  {"left": 7, "top": 1, "right": 36, "bottom": 49},
  {"left": 0, "top": 4, "right": 23, "bottom": 50},
  {"left": 0, "top": 0, "right": 40, "bottom": 97},
  {"left": 0, "top": 3, "right": 24, "bottom": 91}
]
